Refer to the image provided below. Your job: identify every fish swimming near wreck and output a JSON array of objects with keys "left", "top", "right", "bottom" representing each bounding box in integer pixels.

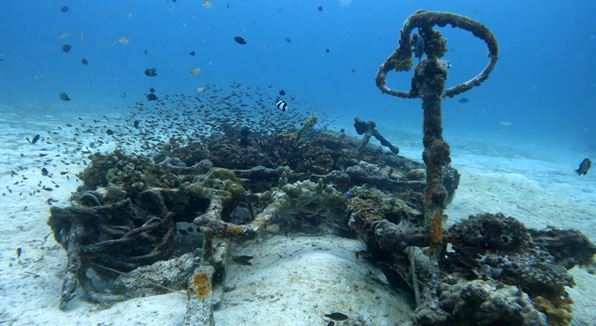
[
  {"left": 232, "top": 255, "right": 253, "bottom": 266},
  {"left": 27, "top": 134, "right": 40, "bottom": 144},
  {"left": 413, "top": 32, "right": 424, "bottom": 62},
  {"left": 275, "top": 99, "right": 288, "bottom": 112},
  {"left": 325, "top": 312, "right": 348, "bottom": 321},
  {"left": 190, "top": 67, "right": 201, "bottom": 76},
  {"left": 576, "top": 158, "right": 591, "bottom": 175},
  {"left": 234, "top": 36, "right": 247, "bottom": 45},
  {"left": 144, "top": 68, "right": 158, "bottom": 77},
  {"left": 59, "top": 92, "right": 71, "bottom": 101}
]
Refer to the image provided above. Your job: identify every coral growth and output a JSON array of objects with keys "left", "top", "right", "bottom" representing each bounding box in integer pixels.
[
  {"left": 78, "top": 150, "right": 177, "bottom": 198},
  {"left": 448, "top": 213, "right": 531, "bottom": 253},
  {"left": 440, "top": 278, "right": 547, "bottom": 326},
  {"left": 445, "top": 213, "right": 592, "bottom": 326}
]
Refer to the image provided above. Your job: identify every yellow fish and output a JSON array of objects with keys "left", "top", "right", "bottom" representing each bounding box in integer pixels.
[
  {"left": 190, "top": 67, "right": 201, "bottom": 76},
  {"left": 202, "top": 0, "right": 213, "bottom": 9},
  {"left": 118, "top": 36, "right": 129, "bottom": 45},
  {"left": 196, "top": 87, "right": 206, "bottom": 93}
]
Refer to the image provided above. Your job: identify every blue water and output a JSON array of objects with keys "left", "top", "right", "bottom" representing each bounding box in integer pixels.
[
  {"left": 1, "top": 2, "right": 595, "bottom": 325},
  {"left": 1, "top": 0, "right": 595, "bottom": 151}
]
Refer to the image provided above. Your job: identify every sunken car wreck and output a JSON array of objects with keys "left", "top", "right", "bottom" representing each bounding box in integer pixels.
[
  {"left": 49, "top": 116, "right": 595, "bottom": 326},
  {"left": 48, "top": 10, "right": 595, "bottom": 326}
]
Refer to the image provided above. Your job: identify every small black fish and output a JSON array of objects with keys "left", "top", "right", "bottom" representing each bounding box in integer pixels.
[
  {"left": 27, "top": 134, "right": 41, "bottom": 144},
  {"left": 16, "top": 247, "right": 22, "bottom": 259},
  {"left": 317, "top": 5, "right": 323, "bottom": 12},
  {"left": 325, "top": 48, "right": 330, "bottom": 54},
  {"left": 133, "top": 120, "right": 140, "bottom": 128},
  {"left": 189, "top": 50, "right": 196, "bottom": 56},
  {"left": 121, "top": 91, "right": 128, "bottom": 98},
  {"left": 351, "top": 68, "right": 356, "bottom": 73},
  {"left": 47, "top": 198, "right": 59, "bottom": 205},
  {"left": 458, "top": 97, "right": 470, "bottom": 104},
  {"left": 354, "top": 250, "right": 370, "bottom": 259},
  {"left": 279, "top": 89, "right": 286, "bottom": 96},
  {"left": 144, "top": 49, "right": 148, "bottom": 55},
  {"left": 59, "top": 92, "right": 71, "bottom": 101},
  {"left": 284, "top": 37, "right": 292, "bottom": 43},
  {"left": 234, "top": 36, "right": 247, "bottom": 45},
  {"left": 413, "top": 33, "right": 424, "bottom": 62},
  {"left": 144, "top": 68, "right": 158, "bottom": 77},
  {"left": 245, "top": 193, "right": 259, "bottom": 203},
  {"left": 576, "top": 158, "right": 591, "bottom": 175},
  {"left": 81, "top": 58, "right": 88, "bottom": 65},
  {"left": 60, "top": 6, "right": 69, "bottom": 13},
  {"left": 62, "top": 44, "right": 72, "bottom": 53},
  {"left": 146, "top": 93, "right": 158, "bottom": 101},
  {"left": 325, "top": 312, "right": 348, "bottom": 321},
  {"left": 149, "top": 87, "right": 156, "bottom": 93},
  {"left": 232, "top": 255, "right": 253, "bottom": 266},
  {"left": 106, "top": 129, "right": 114, "bottom": 136},
  {"left": 41, "top": 167, "right": 49, "bottom": 176}
]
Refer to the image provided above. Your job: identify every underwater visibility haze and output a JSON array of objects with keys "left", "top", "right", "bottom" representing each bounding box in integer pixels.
[
  {"left": 0, "top": 1, "right": 595, "bottom": 326},
  {"left": 1, "top": 0, "right": 595, "bottom": 149}
]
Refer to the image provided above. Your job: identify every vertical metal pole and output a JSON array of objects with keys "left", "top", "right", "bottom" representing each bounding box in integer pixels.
[{"left": 416, "top": 27, "right": 451, "bottom": 257}]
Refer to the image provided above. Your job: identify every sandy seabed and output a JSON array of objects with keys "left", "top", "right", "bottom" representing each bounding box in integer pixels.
[{"left": 0, "top": 108, "right": 594, "bottom": 325}]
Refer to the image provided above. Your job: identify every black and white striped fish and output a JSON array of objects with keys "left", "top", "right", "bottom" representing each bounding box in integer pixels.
[{"left": 275, "top": 99, "right": 288, "bottom": 112}]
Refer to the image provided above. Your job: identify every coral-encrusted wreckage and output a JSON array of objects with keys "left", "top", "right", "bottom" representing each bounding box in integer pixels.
[{"left": 48, "top": 10, "right": 595, "bottom": 326}]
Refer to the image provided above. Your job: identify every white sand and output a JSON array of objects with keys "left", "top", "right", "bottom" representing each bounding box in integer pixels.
[
  {"left": 444, "top": 138, "right": 596, "bottom": 326},
  {"left": 215, "top": 235, "right": 412, "bottom": 325},
  {"left": 1, "top": 109, "right": 594, "bottom": 325}
]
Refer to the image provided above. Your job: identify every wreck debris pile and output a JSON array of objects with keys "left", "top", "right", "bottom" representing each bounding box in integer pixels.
[
  {"left": 353, "top": 117, "right": 400, "bottom": 156},
  {"left": 48, "top": 115, "right": 454, "bottom": 311},
  {"left": 45, "top": 11, "right": 595, "bottom": 325},
  {"left": 48, "top": 115, "right": 595, "bottom": 325}
]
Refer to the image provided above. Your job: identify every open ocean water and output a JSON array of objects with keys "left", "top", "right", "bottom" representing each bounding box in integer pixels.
[
  {"left": 1, "top": 0, "right": 594, "bottom": 150},
  {"left": 0, "top": 1, "right": 595, "bottom": 326}
]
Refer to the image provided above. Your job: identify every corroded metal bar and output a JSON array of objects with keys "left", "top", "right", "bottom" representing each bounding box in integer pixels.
[
  {"left": 183, "top": 265, "right": 215, "bottom": 326},
  {"left": 374, "top": 10, "right": 498, "bottom": 323},
  {"left": 194, "top": 190, "right": 289, "bottom": 240}
]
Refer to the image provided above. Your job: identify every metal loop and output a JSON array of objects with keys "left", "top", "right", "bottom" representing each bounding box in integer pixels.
[{"left": 375, "top": 10, "right": 499, "bottom": 99}]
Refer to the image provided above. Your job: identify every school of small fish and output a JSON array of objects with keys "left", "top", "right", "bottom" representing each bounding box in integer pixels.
[{"left": 3, "top": 82, "right": 333, "bottom": 211}]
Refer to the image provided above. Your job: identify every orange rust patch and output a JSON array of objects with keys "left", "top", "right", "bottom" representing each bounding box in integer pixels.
[
  {"left": 226, "top": 224, "right": 245, "bottom": 235},
  {"left": 429, "top": 213, "right": 443, "bottom": 245},
  {"left": 192, "top": 273, "right": 211, "bottom": 298}
]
